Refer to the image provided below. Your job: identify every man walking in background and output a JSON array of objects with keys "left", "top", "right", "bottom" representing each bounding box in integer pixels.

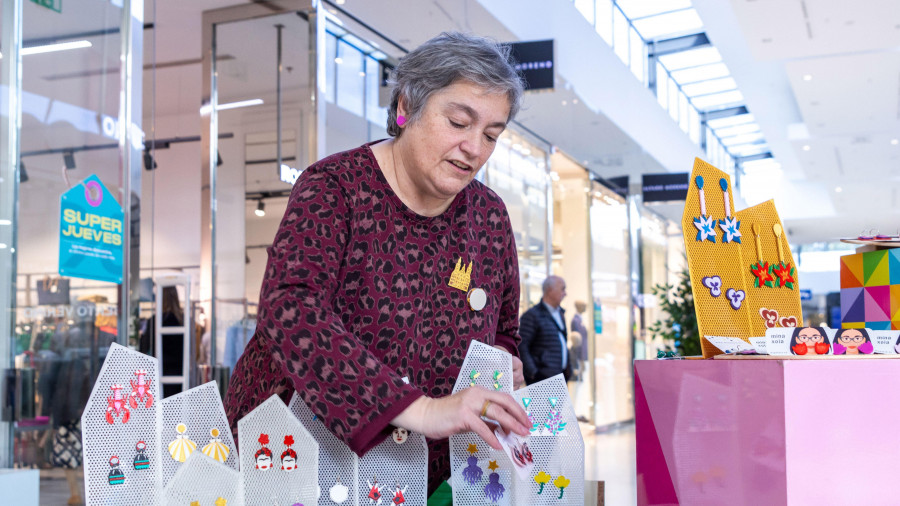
[{"left": 519, "top": 276, "right": 572, "bottom": 384}]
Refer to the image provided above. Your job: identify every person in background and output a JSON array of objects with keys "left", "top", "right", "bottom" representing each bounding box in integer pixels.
[
  {"left": 519, "top": 276, "right": 572, "bottom": 384},
  {"left": 570, "top": 300, "right": 589, "bottom": 381},
  {"left": 224, "top": 32, "right": 531, "bottom": 501}
]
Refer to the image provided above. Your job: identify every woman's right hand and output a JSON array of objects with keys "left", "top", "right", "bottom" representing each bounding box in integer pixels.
[{"left": 393, "top": 387, "right": 531, "bottom": 450}]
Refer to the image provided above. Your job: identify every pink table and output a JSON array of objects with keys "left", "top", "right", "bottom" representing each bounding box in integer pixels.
[{"left": 636, "top": 357, "right": 900, "bottom": 505}]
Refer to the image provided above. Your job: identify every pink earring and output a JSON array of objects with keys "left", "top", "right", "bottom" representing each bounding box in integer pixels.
[{"left": 396, "top": 115, "right": 406, "bottom": 127}]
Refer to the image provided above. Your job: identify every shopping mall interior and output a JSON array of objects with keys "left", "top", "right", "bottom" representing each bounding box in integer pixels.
[{"left": 2, "top": 0, "right": 898, "bottom": 504}]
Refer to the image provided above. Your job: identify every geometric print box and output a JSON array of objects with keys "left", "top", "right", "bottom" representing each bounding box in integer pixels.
[
  {"left": 81, "top": 343, "right": 162, "bottom": 506},
  {"left": 238, "top": 394, "right": 318, "bottom": 506},
  {"left": 840, "top": 248, "right": 900, "bottom": 330}
]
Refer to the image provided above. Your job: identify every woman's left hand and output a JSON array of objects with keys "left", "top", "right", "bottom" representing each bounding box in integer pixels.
[{"left": 493, "top": 345, "right": 525, "bottom": 389}]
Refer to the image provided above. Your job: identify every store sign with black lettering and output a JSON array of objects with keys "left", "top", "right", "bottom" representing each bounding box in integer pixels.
[
  {"left": 642, "top": 173, "right": 690, "bottom": 203},
  {"left": 59, "top": 174, "right": 124, "bottom": 284},
  {"left": 507, "top": 40, "right": 554, "bottom": 91}
]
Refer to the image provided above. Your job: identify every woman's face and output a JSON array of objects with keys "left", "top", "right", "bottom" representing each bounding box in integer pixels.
[
  {"left": 392, "top": 427, "right": 409, "bottom": 444},
  {"left": 397, "top": 80, "right": 509, "bottom": 205},
  {"left": 838, "top": 329, "right": 865, "bottom": 353},
  {"left": 796, "top": 328, "right": 825, "bottom": 352}
]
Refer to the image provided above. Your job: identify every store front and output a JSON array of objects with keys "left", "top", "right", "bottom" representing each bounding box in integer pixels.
[{"left": 0, "top": 0, "right": 682, "bottom": 499}]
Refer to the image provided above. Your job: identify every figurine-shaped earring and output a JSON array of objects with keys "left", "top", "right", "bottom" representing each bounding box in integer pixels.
[
  {"left": 108, "top": 456, "right": 125, "bottom": 486},
  {"left": 280, "top": 435, "right": 297, "bottom": 472},
  {"left": 254, "top": 434, "right": 273, "bottom": 471},
  {"left": 133, "top": 441, "right": 150, "bottom": 470}
]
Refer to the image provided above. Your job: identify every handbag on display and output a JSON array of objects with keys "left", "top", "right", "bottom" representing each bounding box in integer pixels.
[{"left": 37, "top": 277, "right": 70, "bottom": 306}]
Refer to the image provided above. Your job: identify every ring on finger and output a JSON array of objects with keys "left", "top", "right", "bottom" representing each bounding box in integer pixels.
[{"left": 480, "top": 400, "right": 491, "bottom": 418}]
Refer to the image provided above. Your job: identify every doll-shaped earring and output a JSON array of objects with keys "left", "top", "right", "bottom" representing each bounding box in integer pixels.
[
  {"left": 133, "top": 441, "right": 150, "bottom": 470},
  {"left": 391, "top": 483, "right": 408, "bottom": 505},
  {"left": 280, "top": 435, "right": 297, "bottom": 472},
  {"left": 462, "top": 443, "right": 483, "bottom": 485},
  {"left": 108, "top": 456, "right": 125, "bottom": 485},
  {"left": 366, "top": 476, "right": 383, "bottom": 504},
  {"left": 254, "top": 434, "right": 273, "bottom": 471}
]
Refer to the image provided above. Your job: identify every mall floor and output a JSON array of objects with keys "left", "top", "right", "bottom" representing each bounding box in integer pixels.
[{"left": 38, "top": 425, "right": 638, "bottom": 505}]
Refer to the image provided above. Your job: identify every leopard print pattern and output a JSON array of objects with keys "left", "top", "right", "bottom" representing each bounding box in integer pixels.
[{"left": 225, "top": 143, "right": 521, "bottom": 493}]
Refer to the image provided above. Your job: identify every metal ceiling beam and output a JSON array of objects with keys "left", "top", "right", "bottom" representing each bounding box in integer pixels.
[
  {"left": 737, "top": 152, "right": 773, "bottom": 163},
  {"left": 702, "top": 105, "right": 749, "bottom": 121},
  {"left": 649, "top": 32, "right": 710, "bottom": 57}
]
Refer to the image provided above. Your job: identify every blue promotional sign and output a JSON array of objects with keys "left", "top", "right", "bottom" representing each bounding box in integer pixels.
[
  {"left": 59, "top": 175, "right": 124, "bottom": 284},
  {"left": 800, "top": 289, "right": 812, "bottom": 301},
  {"left": 592, "top": 299, "right": 603, "bottom": 334}
]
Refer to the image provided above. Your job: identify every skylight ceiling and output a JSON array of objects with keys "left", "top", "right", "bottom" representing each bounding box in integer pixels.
[{"left": 637, "top": 1, "right": 772, "bottom": 165}]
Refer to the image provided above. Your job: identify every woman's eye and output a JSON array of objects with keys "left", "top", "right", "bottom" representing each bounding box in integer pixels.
[
  {"left": 449, "top": 120, "right": 465, "bottom": 129},
  {"left": 485, "top": 134, "right": 497, "bottom": 143}
]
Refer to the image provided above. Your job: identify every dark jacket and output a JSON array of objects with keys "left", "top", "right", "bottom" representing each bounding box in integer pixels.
[{"left": 519, "top": 302, "right": 571, "bottom": 383}]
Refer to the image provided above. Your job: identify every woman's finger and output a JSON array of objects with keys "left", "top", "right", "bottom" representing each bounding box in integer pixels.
[
  {"left": 484, "top": 391, "right": 531, "bottom": 430},
  {"left": 483, "top": 400, "right": 529, "bottom": 437},
  {"left": 467, "top": 413, "right": 502, "bottom": 450}
]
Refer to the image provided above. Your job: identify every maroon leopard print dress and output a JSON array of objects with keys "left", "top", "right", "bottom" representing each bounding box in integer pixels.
[{"left": 224, "top": 142, "right": 521, "bottom": 494}]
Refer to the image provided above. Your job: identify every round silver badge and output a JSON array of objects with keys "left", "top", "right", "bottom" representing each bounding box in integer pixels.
[{"left": 468, "top": 288, "right": 487, "bottom": 311}]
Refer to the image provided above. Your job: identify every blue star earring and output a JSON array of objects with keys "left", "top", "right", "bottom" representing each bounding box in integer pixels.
[{"left": 692, "top": 176, "right": 717, "bottom": 243}]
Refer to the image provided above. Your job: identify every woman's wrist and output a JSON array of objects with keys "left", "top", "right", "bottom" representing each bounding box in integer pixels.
[{"left": 391, "top": 394, "right": 431, "bottom": 432}]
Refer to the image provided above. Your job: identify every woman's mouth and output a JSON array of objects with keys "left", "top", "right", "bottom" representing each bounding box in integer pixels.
[{"left": 448, "top": 160, "right": 472, "bottom": 173}]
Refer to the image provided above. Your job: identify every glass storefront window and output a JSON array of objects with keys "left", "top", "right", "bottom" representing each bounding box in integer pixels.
[
  {"left": 335, "top": 39, "right": 365, "bottom": 117},
  {"left": 589, "top": 183, "right": 632, "bottom": 426},
  {"left": 484, "top": 131, "right": 549, "bottom": 308},
  {"left": 2, "top": 0, "right": 143, "bottom": 494}
]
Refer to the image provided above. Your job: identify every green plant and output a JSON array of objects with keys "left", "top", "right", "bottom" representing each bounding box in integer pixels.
[{"left": 648, "top": 268, "right": 701, "bottom": 356}]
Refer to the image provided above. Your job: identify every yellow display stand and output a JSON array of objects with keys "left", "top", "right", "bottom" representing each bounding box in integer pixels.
[{"left": 681, "top": 159, "right": 802, "bottom": 357}]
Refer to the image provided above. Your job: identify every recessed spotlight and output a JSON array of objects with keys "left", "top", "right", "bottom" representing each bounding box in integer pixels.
[
  {"left": 803, "top": 74, "right": 813, "bottom": 81},
  {"left": 561, "top": 100, "right": 567, "bottom": 106},
  {"left": 835, "top": 186, "right": 842, "bottom": 193},
  {"left": 334, "top": 57, "right": 343, "bottom": 64},
  {"left": 802, "top": 145, "right": 811, "bottom": 151},
  {"left": 892, "top": 139, "right": 899, "bottom": 145},
  {"left": 573, "top": 98, "right": 579, "bottom": 104}
]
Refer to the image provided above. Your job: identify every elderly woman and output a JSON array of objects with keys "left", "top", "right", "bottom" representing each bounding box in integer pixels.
[{"left": 224, "top": 32, "right": 531, "bottom": 497}]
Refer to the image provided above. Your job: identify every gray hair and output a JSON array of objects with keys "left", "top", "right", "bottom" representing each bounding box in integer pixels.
[
  {"left": 387, "top": 31, "right": 525, "bottom": 137},
  {"left": 542, "top": 276, "right": 564, "bottom": 294}
]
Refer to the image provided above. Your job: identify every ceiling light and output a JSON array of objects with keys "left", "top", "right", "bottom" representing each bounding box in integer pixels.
[
  {"left": 336, "top": 0, "right": 346, "bottom": 4},
  {"left": 802, "top": 74, "right": 812, "bottom": 81},
  {"left": 573, "top": 99, "right": 579, "bottom": 104},
  {"left": 334, "top": 56, "right": 343, "bottom": 64},
  {"left": 892, "top": 139, "right": 899, "bottom": 145},
  {"left": 802, "top": 145, "right": 811, "bottom": 151},
  {"left": 20, "top": 40, "right": 92, "bottom": 56},
  {"left": 0, "top": 244, "right": 7, "bottom": 249},
  {"left": 561, "top": 100, "right": 567, "bottom": 106},
  {"left": 0, "top": 219, "right": 10, "bottom": 225},
  {"left": 199, "top": 98, "right": 263, "bottom": 115},
  {"left": 359, "top": 71, "right": 365, "bottom": 77},
  {"left": 255, "top": 200, "right": 266, "bottom": 217},
  {"left": 835, "top": 187, "right": 842, "bottom": 193}
]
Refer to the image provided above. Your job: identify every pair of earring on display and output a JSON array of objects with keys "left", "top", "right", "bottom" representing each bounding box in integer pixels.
[
  {"left": 692, "top": 177, "right": 741, "bottom": 244},
  {"left": 253, "top": 434, "right": 298, "bottom": 471},
  {"left": 533, "top": 471, "right": 572, "bottom": 499},
  {"left": 105, "top": 370, "right": 154, "bottom": 425},
  {"left": 107, "top": 440, "right": 151, "bottom": 486},
  {"left": 700, "top": 276, "right": 745, "bottom": 310},
  {"left": 469, "top": 369, "right": 504, "bottom": 390},
  {"left": 169, "top": 425, "right": 231, "bottom": 463},
  {"left": 750, "top": 223, "right": 797, "bottom": 290},
  {"left": 366, "top": 477, "right": 407, "bottom": 505}
]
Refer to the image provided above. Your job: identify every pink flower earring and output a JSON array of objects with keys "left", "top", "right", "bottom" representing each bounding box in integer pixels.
[{"left": 396, "top": 115, "right": 406, "bottom": 126}]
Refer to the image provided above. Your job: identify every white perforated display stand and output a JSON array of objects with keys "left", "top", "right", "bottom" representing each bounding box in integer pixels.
[
  {"left": 163, "top": 451, "right": 243, "bottom": 506},
  {"left": 288, "top": 392, "right": 359, "bottom": 505},
  {"left": 82, "top": 343, "right": 162, "bottom": 506},
  {"left": 238, "top": 394, "right": 318, "bottom": 506},
  {"left": 449, "top": 341, "right": 514, "bottom": 506},
  {"left": 160, "top": 381, "right": 238, "bottom": 488},
  {"left": 510, "top": 375, "right": 584, "bottom": 506},
  {"left": 358, "top": 430, "right": 428, "bottom": 506}
]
